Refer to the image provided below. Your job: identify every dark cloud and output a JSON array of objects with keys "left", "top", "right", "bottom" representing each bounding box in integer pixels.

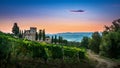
[{"left": 70, "top": 10, "right": 85, "bottom": 12}]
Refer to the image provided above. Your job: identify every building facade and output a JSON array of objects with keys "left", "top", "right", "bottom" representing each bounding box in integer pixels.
[
  {"left": 23, "top": 27, "right": 51, "bottom": 43},
  {"left": 24, "top": 27, "right": 37, "bottom": 41}
]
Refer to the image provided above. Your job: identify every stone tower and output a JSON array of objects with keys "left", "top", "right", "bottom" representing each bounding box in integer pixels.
[{"left": 24, "top": 27, "right": 37, "bottom": 41}]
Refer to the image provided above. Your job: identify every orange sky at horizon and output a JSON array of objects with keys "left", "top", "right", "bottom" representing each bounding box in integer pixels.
[{"left": 0, "top": 18, "right": 111, "bottom": 34}]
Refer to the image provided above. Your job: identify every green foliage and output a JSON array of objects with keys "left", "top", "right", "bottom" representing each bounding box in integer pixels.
[
  {"left": 0, "top": 31, "right": 86, "bottom": 63},
  {"left": 43, "top": 29, "right": 46, "bottom": 41},
  {"left": 89, "top": 32, "right": 101, "bottom": 53},
  {"left": 51, "top": 36, "right": 54, "bottom": 43},
  {"left": 58, "top": 36, "right": 62, "bottom": 44},
  {"left": 67, "top": 41, "right": 80, "bottom": 47},
  {"left": 39, "top": 30, "right": 42, "bottom": 40},
  {"left": 18, "top": 30, "right": 23, "bottom": 38},
  {"left": 35, "top": 32, "right": 38, "bottom": 40},
  {"left": 52, "top": 35, "right": 67, "bottom": 45},
  {"left": 63, "top": 46, "right": 85, "bottom": 59},
  {"left": 12, "top": 23, "right": 19, "bottom": 36},
  {"left": 32, "top": 45, "right": 48, "bottom": 61},
  {"left": 50, "top": 45, "right": 63, "bottom": 59},
  {"left": 62, "top": 39, "right": 68, "bottom": 45},
  {"left": 0, "top": 36, "right": 11, "bottom": 60},
  {"left": 64, "top": 47, "right": 77, "bottom": 58},
  {"left": 80, "top": 36, "right": 89, "bottom": 48},
  {"left": 54, "top": 35, "right": 57, "bottom": 44},
  {"left": 100, "top": 32, "right": 120, "bottom": 58},
  {"left": 100, "top": 19, "right": 120, "bottom": 59}
]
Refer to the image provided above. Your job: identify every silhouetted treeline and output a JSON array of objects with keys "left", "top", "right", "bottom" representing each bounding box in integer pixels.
[{"left": 51, "top": 35, "right": 68, "bottom": 45}]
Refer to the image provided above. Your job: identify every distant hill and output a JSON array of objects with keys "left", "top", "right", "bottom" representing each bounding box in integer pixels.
[{"left": 47, "top": 32, "right": 94, "bottom": 42}]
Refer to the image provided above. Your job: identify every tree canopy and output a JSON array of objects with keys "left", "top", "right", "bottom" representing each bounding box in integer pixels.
[{"left": 12, "top": 23, "right": 19, "bottom": 36}]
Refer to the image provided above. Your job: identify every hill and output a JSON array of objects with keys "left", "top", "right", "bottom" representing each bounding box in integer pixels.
[
  {"left": 47, "top": 32, "right": 93, "bottom": 42},
  {"left": 0, "top": 31, "right": 94, "bottom": 68}
]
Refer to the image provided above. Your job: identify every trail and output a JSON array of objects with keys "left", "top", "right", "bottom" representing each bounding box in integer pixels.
[{"left": 87, "top": 50, "right": 120, "bottom": 68}]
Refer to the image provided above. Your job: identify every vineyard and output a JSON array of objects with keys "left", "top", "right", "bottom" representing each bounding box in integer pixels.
[{"left": 0, "top": 32, "right": 94, "bottom": 68}]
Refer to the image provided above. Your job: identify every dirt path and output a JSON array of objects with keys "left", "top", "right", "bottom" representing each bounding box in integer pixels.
[{"left": 87, "top": 50, "right": 119, "bottom": 68}]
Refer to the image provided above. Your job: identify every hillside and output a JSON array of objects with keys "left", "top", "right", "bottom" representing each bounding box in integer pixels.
[{"left": 0, "top": 31, "right": 94, "bottom": 68}]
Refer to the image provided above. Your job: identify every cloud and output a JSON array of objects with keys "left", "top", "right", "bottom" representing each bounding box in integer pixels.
[{"left": 70, "top": 9, "right": 85, "bottom": 12}]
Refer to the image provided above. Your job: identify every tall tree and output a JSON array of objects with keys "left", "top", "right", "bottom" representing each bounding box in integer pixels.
[
  {"left": 58, "top": 36, "right": 61, "bottom": 44},
  {"left": 89, "top": 32, "right": 101, "bottom": 53},
  {"left": 54, "top": 35, "right": 57, "bottom": 44},
  {"left": 39, "top": 30, "right": 42, "bottom": 41},
  {"left": 58, "top": 36, "right": 63, "bottom": 44},
  {"left": 21, "top": 30, "right": 24, "bottom": 38},
  {"left": 35, "top": 32, "right": 38, "bottom": 41},
  {"left": 42, "top": 29, "right": 46, "bottom": 41},
  {"left": 19, "top": 30, "right": 22, "bottom": 38},
  {"left": 51, "top": 36, "right": 54, "bottom": 43},
  {"left": 12, "top": 23, "right": 19, "bottom": 36},
  {"left": 100, "top": 19, "right": 120, "bottom": 58}
]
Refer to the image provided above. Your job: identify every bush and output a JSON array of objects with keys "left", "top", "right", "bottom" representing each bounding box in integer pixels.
[
  {"left": 89, "top": 32, "right": 101, "bottom": 54},
  {"left": 100, "top": 32, "right": 120, "bottom": 58}
]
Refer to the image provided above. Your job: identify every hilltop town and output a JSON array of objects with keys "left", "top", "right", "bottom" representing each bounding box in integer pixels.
[
  {"left": 12, "top": 23, "right": 53, "bottom": 44},
  {"left": 12, "top": 23, "right": 68, "bottom": 44}
]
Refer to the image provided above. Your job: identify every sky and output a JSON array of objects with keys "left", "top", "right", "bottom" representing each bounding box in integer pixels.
[{"left": 0, "top": 0, "right": 120, "bottom": 33}]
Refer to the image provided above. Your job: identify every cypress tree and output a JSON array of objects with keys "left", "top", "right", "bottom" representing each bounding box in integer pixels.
[
  {"left": 54, "top": 35, "right": 57, "bottom": 44},
  {"left": 58, "top": 36, "right": 63, "bottom": 44},
  {"left": 39, "top": 30, "right": 42, "bottom": 41},
  {"left": 12, "top": 23, "right": 19, "bottom": 36},
  {"left": 43, "top": 29, "right": 46, "bottom": 41},
  {"left": 35, "top": 32, "right": 38, "bottom": 41},
  {"left": 58, "top": 36, "right": 61, "bottom": 44},
  {"left": 51, "top": 36, "right": 54, "bottom": 43},
  {"left": 19, "top": 30, "right": 22, "bottom": 38},
  {"left": 21, "top": 30, "right": 24, "bottom": 38}
]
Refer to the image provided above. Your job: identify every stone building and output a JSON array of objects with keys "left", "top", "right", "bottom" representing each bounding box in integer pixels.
[
  {"left": 23, "top": 27, "right": 51, "bottom": 43},
  {"left": 24, "top": 27, "right": 37, "bottom": 41}
]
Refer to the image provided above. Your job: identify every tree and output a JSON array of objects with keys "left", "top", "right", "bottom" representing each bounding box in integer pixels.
[
  {"left": 58, "top": 36, "right": 63, "bottom": 44},
  {"left": 54, "top": 35, "right": 57, "bottom": 44},
  {"left": 39, "top": 30, "right": 42, "bottom": 41},
  {"left": 42, "top": 29, "right": 46, "bottom": 41},
  {"left": 62, "top": 39, "right": 68, "bottom": 45},
  {"left": 80, "top": 36, "right": 89, "bottom": 48},
  {"left": 100, "top": 32, "right": 120, "bottom": 58},
  {"left": 12, "top": 23, "right": 19, "bottom": 36},
  {"left": 21, "top": 30, "right": 24, "bottom": 38},
  {"left": 51, "top": 36, "right": 54, "bottom": 43},
  {"left": 103, "top": 19, "right": 120, "bottom": 32},
  {"left": 35, "top": 32, "right": 38, "bottom": 41},
  {"left": 89, "top": 32, "right": 101, "bottom": 53},
  {"left": 100, "top": 19, "right": 120, "bottom": 58},
  {"left": 18, "top": 30, "right": 22, "bottom": 38},
  {"left": 112, "top": 20, "right": 120, "bottom": 31}
]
